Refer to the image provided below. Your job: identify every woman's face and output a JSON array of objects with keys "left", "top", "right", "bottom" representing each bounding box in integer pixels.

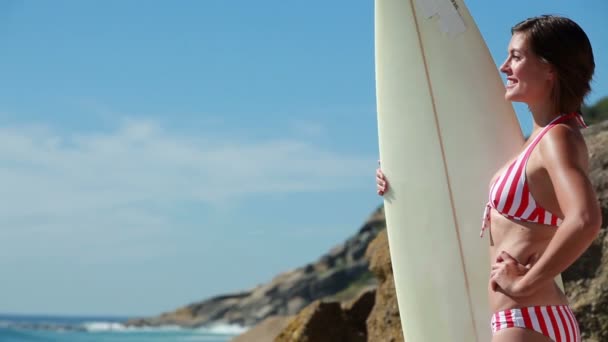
[{"left": 499, "top": 32, "right": 554, "bottom": 106}]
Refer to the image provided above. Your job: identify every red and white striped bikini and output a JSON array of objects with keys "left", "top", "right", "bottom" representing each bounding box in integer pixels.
[
  {"left": 481, "top": 112, "right": 587, "bottom": 237},
  {"left": 482, "top": 112, "right": 587, "bottom": 342},
  {"left": 491, "top": 305, "right": 581, "bottom": 342}
]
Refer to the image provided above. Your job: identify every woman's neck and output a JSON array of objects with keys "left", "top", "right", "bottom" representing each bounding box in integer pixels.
[{"left": 528, "top": 101, "right": 559, "bottom": 130}]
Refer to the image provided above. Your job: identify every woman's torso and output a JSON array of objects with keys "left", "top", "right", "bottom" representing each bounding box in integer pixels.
[
  {"left": 487, "top": 213, "right": 569, "bottom": 312},
  {"left": 486, "top": 116, "right": 585, "bottom": 312}
]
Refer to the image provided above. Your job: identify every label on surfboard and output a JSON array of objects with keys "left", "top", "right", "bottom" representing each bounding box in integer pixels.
[{"left": 415, "top": 0, "right": 466, "bottom": 35}]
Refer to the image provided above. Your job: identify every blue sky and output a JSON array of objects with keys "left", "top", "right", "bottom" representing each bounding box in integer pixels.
[{"left": 0, "top": 0, "right": 606, "bottom": 317}]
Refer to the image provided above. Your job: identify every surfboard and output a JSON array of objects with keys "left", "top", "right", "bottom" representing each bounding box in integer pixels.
[{"left": 374, "top": 0, "right": 526, "bottom": 340}]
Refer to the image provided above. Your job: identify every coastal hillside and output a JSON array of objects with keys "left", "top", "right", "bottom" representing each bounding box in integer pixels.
[{"left": 125, "top": 208, "right": 386, "bottom": 328}]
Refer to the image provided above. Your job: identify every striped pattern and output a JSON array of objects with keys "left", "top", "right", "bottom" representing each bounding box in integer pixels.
[
  {"left": 480, "top": 113, "right": 587, "bottom": 237},
  {"left": 491, "top": 305, "right": 581, "bottom": 342}
]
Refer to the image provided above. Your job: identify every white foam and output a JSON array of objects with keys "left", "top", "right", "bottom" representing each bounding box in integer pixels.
[
  {"left": 82, "top": 321, "right": 183, "bottom": 332},
  {"left": 83, "top": 321, "right": 126, "bottom": 332},
  {"left": 80, "top": 321, "right": 247, "bottom": 335},
  {"left": 197, "top": 323, "right": 249, "bottom": 335}
]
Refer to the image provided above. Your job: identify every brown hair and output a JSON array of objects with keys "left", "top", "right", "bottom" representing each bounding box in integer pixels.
[{"left": 512, "top": 15, "right": 595, "bottom": 114}]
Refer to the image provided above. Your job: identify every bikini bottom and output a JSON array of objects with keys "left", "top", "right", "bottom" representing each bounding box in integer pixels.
[{"left": 491, "top": 305, "right": 580, "bottom": 342}]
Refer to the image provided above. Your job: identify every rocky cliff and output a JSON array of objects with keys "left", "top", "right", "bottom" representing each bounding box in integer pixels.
[
  {"left": 563, "top": 119, "right": 608, "bottom": 342},
  {"left": 125, "top": 208, "right": 386, "bottom": 328}
]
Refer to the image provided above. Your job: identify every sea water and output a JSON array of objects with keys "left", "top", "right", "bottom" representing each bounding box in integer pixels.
[{"left": 0, "top": 314, "right": 245, "bottom": 342}]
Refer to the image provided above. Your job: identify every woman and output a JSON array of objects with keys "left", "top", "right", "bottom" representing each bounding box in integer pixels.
[{"left": 376, "top": 15, "right": 601, "bottom": 342}]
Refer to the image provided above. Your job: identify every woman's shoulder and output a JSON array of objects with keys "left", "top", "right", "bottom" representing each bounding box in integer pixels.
[{"left": 537, "top": 122, "right": 588, "bottom": 168}]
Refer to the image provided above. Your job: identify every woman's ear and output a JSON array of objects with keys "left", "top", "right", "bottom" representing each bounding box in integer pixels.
[{"left": 546, "top": 64, "right": 557, "bottom": 82}]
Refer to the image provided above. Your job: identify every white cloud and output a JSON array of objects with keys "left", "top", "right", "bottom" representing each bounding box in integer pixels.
[
  {"left": 0, "top": 116, "right": 375, "bottom": 268},
  {"left": 0, "top": 118, "right": 373, "bottom": 226}
]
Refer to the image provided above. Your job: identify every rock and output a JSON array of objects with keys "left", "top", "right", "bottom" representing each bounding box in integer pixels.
[
  {"left": 286, "top": 297, "right": 306, "bottom": 314},
  {"left": 366, "top": 227, "right": 392, "bottom": 283},
  {"left": 124, "top": 292, "right": 251, "bottom": 327},
  {"left": 365, "top": 229, "right": 404, "bottom": 342},
  {"left": 274, "top": 300, "right": 366, "bottom": 342},
  {"left": 560, "top": 120, "right": 608, "bottom": 342},
  {"left": 273, "top": 288, "right": 375, "bottom": 342},
  {"left": 586, "top": 120, "right": 608, "bottom": 226},
  {"left": 342, "top": 288, "right": 376, "bottom": 336},
  {"left": 230, "top": 316, "right": 292, "bottom": 342}
]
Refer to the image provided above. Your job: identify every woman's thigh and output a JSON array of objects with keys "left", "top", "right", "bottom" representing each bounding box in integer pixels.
[{"left": 492, "top": 327, "right": 553, "bottom": 342}]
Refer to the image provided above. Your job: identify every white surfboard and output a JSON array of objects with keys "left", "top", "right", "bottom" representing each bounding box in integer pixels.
[{"left": 375, "top": 0, "right": 526, "bottom": 340}]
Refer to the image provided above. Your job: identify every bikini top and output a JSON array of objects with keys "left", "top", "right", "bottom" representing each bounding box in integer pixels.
[{"left": 480, "top": 112, "right": 587, "bottom": 237}]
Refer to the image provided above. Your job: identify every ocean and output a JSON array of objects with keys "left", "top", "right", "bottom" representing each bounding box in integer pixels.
[{"left": 0, "top": 314, "right": 245, "bottom": 342}]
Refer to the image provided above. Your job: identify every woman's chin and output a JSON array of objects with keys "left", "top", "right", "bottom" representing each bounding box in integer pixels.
[{"left": 504, "top": 92, "right": 522, "bottom": 102}]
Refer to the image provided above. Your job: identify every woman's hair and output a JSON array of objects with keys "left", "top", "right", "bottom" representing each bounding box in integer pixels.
[{"left": 512, "top": 15, "right": 595, "bottom": 114}]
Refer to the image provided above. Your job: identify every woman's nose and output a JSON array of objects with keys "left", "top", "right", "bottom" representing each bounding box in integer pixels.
[{"left": 499, "top": 60, "right": 509, "bottom": 74}]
